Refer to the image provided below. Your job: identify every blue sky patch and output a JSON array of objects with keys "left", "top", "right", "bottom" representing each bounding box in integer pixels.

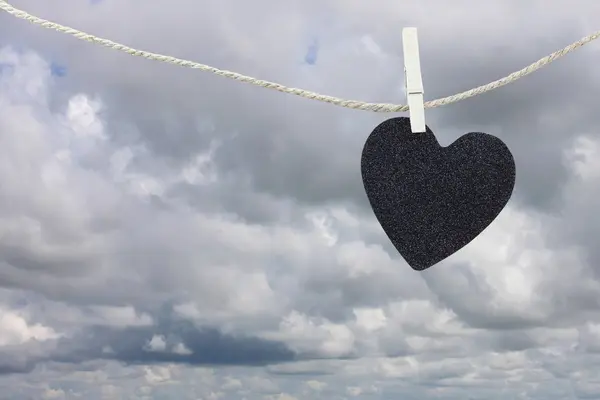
[
  {"left": 303, "top": 38, "right": 319, "bottom": 65},
  {"left": 50, "top": 62, "right": 67, "bottom": 77}
]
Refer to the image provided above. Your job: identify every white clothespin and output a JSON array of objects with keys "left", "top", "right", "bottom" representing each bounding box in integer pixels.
[{"left": 402, "top": 27, "right": 425, "bottom": 133}]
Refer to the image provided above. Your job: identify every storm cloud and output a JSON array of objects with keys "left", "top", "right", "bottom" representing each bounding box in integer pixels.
[{"left": 1, "top": 0, "right": 600, "bottom": 399}]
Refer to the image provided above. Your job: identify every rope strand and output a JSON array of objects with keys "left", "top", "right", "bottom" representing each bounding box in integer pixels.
[{"left": 1, "top": 0, "right": 598, "bottom": 112}]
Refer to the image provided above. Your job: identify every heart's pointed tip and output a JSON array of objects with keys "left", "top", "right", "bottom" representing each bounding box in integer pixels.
[
  {"left": 405, "top": 259, "right": 437, "bottom": 271},
  {"left": 409, "top": 264, "right": 434, "bottom": 272}
]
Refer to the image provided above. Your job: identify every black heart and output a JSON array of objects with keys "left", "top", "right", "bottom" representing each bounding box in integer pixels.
[{"left": 361, "top": 117, "right": 515, "bottom": 271}]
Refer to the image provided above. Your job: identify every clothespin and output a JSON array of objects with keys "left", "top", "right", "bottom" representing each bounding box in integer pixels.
[{"left": 402, "top": 27, "right": 425, "bottom": 133}]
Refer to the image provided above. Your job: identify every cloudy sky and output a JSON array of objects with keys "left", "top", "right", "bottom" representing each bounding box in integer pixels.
[{"left": 1, "top": 0, "right": 600, "bottom": 399}]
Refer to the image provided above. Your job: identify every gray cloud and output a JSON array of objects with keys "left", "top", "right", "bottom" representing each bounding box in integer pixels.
[
  {"left": 53, "top": 324, "right": 297, "bottom": 367},
  {"left": 1, "top": 0, "right": 600, "bottom": 399}
]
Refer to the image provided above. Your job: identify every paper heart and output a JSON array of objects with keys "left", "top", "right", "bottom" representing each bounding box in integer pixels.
[{"left": 361, "top": 117, "right": 515, "bottom": 271}]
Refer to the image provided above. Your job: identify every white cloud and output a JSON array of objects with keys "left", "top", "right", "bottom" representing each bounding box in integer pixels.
[
  {"left": 42, "top": 388, "right": 66, "bottom": 399},
  {"left": 172, "top": 342, "right": 193, "bottom": 355},
  {"left": 145, "top": 335, "right": 167, "bottom": 352},
  {"left": 88, "top": 305, "right": 153, "bottom": 327},
  {"left": 305, "top": 380, "right": 326, "bottom": 391},
  {"left": 1, "top": 0, "right": 600, "bottom": 399},
  {"left": 144, "top": 365, "right": 175, "bottom": 385},
  {"left": 0, "top": 306, "right": 60, "bottom": 346}
]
